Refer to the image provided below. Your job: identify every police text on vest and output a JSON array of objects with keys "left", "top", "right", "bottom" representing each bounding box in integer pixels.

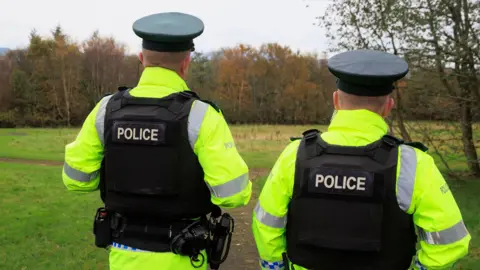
[
  {"left": 117, "top": 127, "right": 159, "bottom": 141},
  {"left": 315, "top": 174, "right": 366, "bottom": 191},
  {"left": 307, "top": 168, "right": 374, "bottom": 197},
  {"left": 112, "top": 121, "right": 166, "bottom": 145}
]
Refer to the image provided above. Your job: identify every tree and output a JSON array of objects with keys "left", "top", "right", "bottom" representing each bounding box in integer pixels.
[
  {"left": 318, "top": 0, "right": 480, "bottom": 176},
  {"left": 215, "top": 44, "right": 255, "bottom": 122},
  {"left": 187, "top": 52, "right": 217, "bottom": 100},
  {"left": 82, "top": 31, "right": 128, "bottom": 108}
]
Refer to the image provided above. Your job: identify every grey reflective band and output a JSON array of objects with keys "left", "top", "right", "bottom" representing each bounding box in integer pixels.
[
  {"left": 397, "top": 145, "right": 417, "bottom": 212},
  {"left": 254, "top": 201, "right": 286, "bottom": 229},
  {"left": 63, "top": 162, "right": 99, "bottom": 182},
  {"left": 208, "top": 173, "right": 249, "bottom": 198},
  {"left": 418, "top": 221, "right": 469, "bottom": 245},
  {"left": 95, "top": 95, "right": 113, "bottom": 146},
  {"left": 187, "top": 100, "right": 209, "bottom": 149}
]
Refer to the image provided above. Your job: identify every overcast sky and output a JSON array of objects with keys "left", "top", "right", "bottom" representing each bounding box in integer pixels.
[{"left": 0, "top": 0, "right": 331, "bottom": 55}]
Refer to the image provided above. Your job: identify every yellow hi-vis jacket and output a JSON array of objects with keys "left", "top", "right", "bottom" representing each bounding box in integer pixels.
[
  {"left": 252, "top": 109, "right": 470, "bottom": 270},
  {"left": 62, "top": 67, "right": 252, "bottom": 270}
]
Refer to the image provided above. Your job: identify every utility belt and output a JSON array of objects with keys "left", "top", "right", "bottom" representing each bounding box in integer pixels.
[{"left": 93, "top": 207, "right": 234, "bottom": 269}]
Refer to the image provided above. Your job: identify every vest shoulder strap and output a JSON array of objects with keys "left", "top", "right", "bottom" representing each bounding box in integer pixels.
[
  {"left": 380, "top": 135, "right": 429, "bottom": 152},
  {"left": 381, "top": 135, "right": 404, "bottom": 147},
  {"left": 301, "top": 129, "right": 322, "bottom": 158},
  {"left": 98, "top": 86, "right": 128, "bottom": 103},
  {"left": 183, "top": 88, "right": 221, "bottom": 113},
  {"left": 105, "top": 89, "right": 127, "bottom": 115},
  {"left": 404, "top": 142, "right": 428, "bottom": 152},
  {"left": 178, "top": 90, "right": 200, "bottom": 99},
  {"left": 200, "top": 99, "right": 221, "bottom": 113},
  {"left": 117, "top": 86, "right": 131, "bottom": 92},
  {"left": 167, "top": 91, "right": 200, "bottom": 114}
]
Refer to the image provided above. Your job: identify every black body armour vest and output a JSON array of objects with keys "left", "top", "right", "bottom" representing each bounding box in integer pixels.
[
  {"left": 100, "top": 89, "right": 215, "bottom": 233},
  {"left": 286, "top": 130, "right": 417, "bottom": 270}
]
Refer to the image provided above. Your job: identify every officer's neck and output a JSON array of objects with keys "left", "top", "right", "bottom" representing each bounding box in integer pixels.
[
  {"left": 337, "top": 107, "right": 385, "bottom": 118},
  {"left": 330, "top": 109, "right": 389, "bottom": 136}
]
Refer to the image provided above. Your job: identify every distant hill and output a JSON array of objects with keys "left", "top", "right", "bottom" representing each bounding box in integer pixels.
[{"left": 0, "top": 48, "right": 9, "bottom": 55}]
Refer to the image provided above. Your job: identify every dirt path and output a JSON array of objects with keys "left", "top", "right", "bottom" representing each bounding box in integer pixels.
[
  {"left": 215, "top": 168, "right": 270, "bottom": 270},
  {"left": 0, "top": 157, "right": 63, "bottom": 166},
  {"left": 219, "top": 197, "right": 260, "bottom": 270}
]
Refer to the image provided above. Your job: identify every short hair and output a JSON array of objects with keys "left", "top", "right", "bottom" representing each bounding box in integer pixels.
[
  {"left": 337, "top": 89, "right": 390, "bottom": 112},
  {"left": 142, "top": 49, "right": 190, "bottom": 70}
]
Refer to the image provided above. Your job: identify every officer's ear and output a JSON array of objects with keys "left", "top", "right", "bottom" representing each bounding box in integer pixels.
[
  {"left": 183, "top": 52, "right": 191, "bottom": 68},
  {"left": 382, "top": 97, "right": 395, "bottom": 118},
  {"left": 180, "top": 52, "right": 192, "bottom": 78},
  {"left": 138, "top": 52, "right": 145, "bottom": 66},
  {"left": 333, "top": 90, "right": 341, "bottom": 110}
]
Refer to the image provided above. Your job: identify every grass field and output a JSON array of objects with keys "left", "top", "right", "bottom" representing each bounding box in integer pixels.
[{"left": 0, "top": 125, "right": 479, "bottom": 269}]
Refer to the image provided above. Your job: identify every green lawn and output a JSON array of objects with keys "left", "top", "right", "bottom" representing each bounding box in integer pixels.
[
  {"left": 0, "top": 128, "right": 76, "bottom": 161},
  {"left": 447, "top": 179, "right": 480, "bottom": 269},
  {"left": 0, "top": 162, "right": 108, "bottom": 270},
  {"left": 0, "top": 125, "right": 479, "bottom": 269}
]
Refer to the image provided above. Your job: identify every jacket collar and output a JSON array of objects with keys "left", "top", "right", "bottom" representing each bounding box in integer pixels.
[
  {"left": 328, "top": 109, "right": 389, "bottom": 142},
  {"left": 137, "top": 67, "right": 189, "bottom": 94}
]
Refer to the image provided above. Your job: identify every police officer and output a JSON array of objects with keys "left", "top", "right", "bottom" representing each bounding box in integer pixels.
[
  {"left": 252, "top": 50, "right": 470, "bottom": 270},
  {"left": 63, "top": 12, "right": 252, "bottom": 270}
]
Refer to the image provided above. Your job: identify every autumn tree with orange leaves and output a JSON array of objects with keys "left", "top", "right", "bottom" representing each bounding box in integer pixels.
[
  {"left": 206, "top": 43, "right": 335, "bottom": 124},
  {"left": 0, "top": 25, "right": 477, "bottom": 128}
]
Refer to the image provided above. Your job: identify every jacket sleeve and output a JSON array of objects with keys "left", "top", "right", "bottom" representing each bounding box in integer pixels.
[
  {"left": 252, "top": 141, "right": 302, "bottom": 270},
  {"left": 396, "top": 145, "right": 471, "bottom": 270},
  {"left": 62, "top": 96, "right": 111, "bottom": 192},
  {"left": 190, "top": 100, "right": 251, "bottom": 208}
]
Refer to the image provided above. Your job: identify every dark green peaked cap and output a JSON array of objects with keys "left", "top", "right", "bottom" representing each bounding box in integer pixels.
[
  {"left": 327, "top": 50, "right": 409, "bottom": 96},
  {"left": 133, "top": 12, "right": 204, "bottom": 52}
]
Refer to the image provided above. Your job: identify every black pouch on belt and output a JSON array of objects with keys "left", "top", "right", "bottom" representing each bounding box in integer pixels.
[
  {"left": 208, "top": 213, "right": 235, "bottom": 270},
  {"left": 93, "top": 207, "right": 112, "bottom": 248}
]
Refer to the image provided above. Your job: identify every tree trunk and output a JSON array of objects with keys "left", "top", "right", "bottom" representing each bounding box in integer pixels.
[
  {"left": 451, "top": 0, "right": 480, "bottom": 177},
  {"left": 53, "top": 85, "right": 64, "bottom": 120},
  {"left": 393, "top": 84, "right": 412, "bottom": 141},
  {"left": 61, "top": 56, "right": 71, "bottom": 126},
  {"left": 239, "top": 80, "right": 244, "bottom": 114},
  {"left": 459, "top": 95, "right": 480, "bottom": 176}
]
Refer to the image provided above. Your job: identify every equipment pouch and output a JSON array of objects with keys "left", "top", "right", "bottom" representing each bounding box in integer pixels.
[
  {"left": 208, "top": 213, "right": 235, "bottom": 270},
  {"left": 170, "top": 221, "right": 209, "bottom": 268},
  {"left": 93, "top": 207, "right": 112, "bottom": 248}
]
